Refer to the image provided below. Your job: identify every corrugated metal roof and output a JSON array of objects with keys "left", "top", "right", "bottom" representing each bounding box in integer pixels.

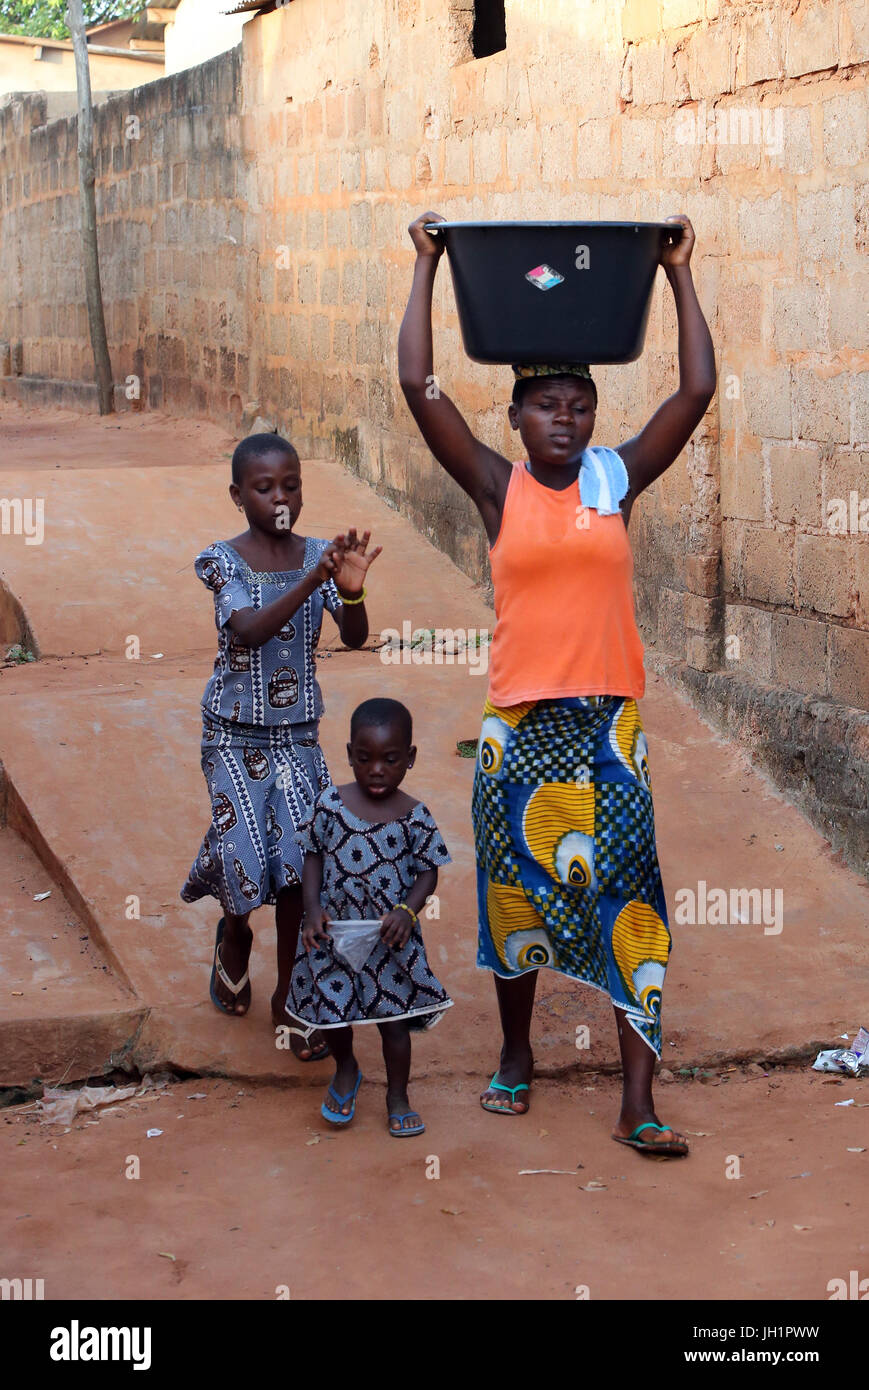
[{"left": 222, "top": 0, "right": 277, "bottom": 14}]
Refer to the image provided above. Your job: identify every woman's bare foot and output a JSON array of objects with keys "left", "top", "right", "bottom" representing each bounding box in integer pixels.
[
  {"left": 612, "top": 1107, "right": 689, "bottom": 1155},
  {"left": 480, "top": 1045, "right": 533, "bottom": 1114},
  {"left": 611, "top": 1008, "right": 687, "bottom": 1153}
]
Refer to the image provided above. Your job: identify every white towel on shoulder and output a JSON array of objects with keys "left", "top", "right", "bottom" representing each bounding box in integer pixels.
[{"left": 578, "top": 446, "right": 630, "bottom": 515}]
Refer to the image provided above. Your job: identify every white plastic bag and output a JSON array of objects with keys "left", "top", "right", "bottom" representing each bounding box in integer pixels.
[
  {"left": 812, "top": 1028, "right": 869, "bottom": 1076},
  {"left": 813, "top": 1049, "right": 849, "bottom": 1073},
  {"left": 38, "top": 1083, "right": 139, "bottom": 1125},
  {"left": 328, "top": 919, "right": 383, "bottom": 973}
]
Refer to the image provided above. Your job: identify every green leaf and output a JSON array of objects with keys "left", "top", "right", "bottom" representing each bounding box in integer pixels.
[
  {"left": 0, "top": 1, "right": 145, "bottom": 41},
  {"left": 456, "top": 738, "right": 478, "bottom": 758}
]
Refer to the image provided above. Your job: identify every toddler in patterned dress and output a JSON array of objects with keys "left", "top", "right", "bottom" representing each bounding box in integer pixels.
[{"left": 288, "top": 698, "right": 453, "bottom": 1136}]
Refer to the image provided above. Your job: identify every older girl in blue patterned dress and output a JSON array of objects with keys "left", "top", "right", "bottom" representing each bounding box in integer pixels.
[
  {"left": 180, "top": 433, "right": 381, "bottom": 1062},
  {"left": 288, "top": 698, "right": 453, "bottom": 1135}
]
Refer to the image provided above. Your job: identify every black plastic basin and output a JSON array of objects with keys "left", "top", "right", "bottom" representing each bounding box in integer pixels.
[{"left": 425, "top": 220, "right": 682, "bottom": 365}]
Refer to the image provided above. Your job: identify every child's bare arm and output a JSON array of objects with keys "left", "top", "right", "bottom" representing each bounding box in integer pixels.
[
  {"left": 618, "top": 215, "right": 716, "bottom": 500},
  {"left": 380, "top": 868, "right": 438, "bottom": 948},
  {"left": 228, "top": 542, "right": 343, "bottom": 647},
  {"left": 331, "top": 528, "right": 382, "bottom": 650},
  {"left": 398, "top": 214, "right": 510, "bottom": 539},
  {"left": 301, "top": 853, "right": 330, "bottom": 950},
  {"left": 335, "top": 602, "right": 368, "bottom": 650}
]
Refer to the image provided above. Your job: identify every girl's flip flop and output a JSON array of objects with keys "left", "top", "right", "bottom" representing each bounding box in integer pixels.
[
  {"left": 209, "top": 917, "right": 250, "bottom": 1015},
  {"left": 480, "top": 1073, "right": 530, "bottom": 1115},
  {"left": 284, "top": 1023, "right": 330, "bottom": 1063}
]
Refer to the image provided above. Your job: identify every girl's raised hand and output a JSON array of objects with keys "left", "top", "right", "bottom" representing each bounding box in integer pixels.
[
  {"left": 408, "top": 211, "right": 446, "bottom": 258},
  {"left": 313, "top": 537, "right": 346, "bottom": 584},
  {"left": 333, "top": 528, "right": 382, "bottom": 597},
  {"left": 661, "top": 213, "right": 695, "bottom": 268}
]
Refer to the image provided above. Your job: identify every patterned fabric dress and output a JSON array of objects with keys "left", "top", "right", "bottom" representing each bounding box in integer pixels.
[
  {"left": 287, "top": 786, "right": 454, "bottom": 1030},
  {"left": 180, "top": 537, "right": 341, "bottom": 913},
  {"left": 473, "top": 695, "right": 672, "bottom": 1057}
]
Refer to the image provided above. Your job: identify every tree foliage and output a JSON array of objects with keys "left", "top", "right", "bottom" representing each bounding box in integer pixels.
[{"left": 0, "top": 1, "right": 144, "bottom": 41}]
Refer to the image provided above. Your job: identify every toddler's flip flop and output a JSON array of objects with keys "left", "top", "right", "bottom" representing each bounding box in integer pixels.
[
  {"left": 388, "top": 1111, "right": 426, "bottom": 1137},
  {"left": 209, "top": 917, "right": 250, "bottom": 1015},
  {"left": 321, "top": 1071, "right": 363, "bottom": 1125}
]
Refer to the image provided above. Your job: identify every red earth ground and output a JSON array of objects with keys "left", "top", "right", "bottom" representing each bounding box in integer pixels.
[{"left": 0, "top": 399, "right": 867, "bottom": 1302}]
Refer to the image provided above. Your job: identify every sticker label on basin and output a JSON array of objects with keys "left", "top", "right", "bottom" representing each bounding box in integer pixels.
[{"left": 525, "top": 263, "right": 564, "bottom": 291}]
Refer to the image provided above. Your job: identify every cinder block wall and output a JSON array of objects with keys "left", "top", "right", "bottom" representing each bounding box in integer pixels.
[
  {"left": 243, "top": 0, "right": 868, "bottom": 696},
  {"left": 0, "top": 0, "right": 866, "bottom": 872},
  {"left": 0, "top": 49, "right": 251, "bottom": 419}
]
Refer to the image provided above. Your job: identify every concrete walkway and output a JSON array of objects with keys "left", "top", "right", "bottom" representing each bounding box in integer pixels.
[{"left": 1, "top": 399, "right": 867, "bottom": 1088}]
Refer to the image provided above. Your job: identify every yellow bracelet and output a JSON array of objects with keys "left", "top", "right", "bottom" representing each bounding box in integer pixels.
[
  {"left": 338, "top": 586, "right": 366, "bottom": 605},
  {"left": 395, "top": 902, "right": 418, "bottom": 927}
]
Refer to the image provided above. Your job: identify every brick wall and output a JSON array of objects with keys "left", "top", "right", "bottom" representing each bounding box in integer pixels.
[
  {"left": 242, "top": 0, "right": 868, "bottom": 705},
  {"left": 0, "top": 48, "right": 251, "bottom": 420},
  {"left": 0, "top": 0, "right": 867, "bottom": 871}
]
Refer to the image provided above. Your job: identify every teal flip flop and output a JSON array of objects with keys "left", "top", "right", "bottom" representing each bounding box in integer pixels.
[
  {"left": 480, "top": 1073, "right": 530, "bottom": 1115},
  {"left": 321, "top": 1071, "right": 363, "bottom": 1126},
  {"left": 388, "top": 1111, "right": 425, "bottom": 1137},
  {"left": 613, "top": 1121, "right": 689, "bottom": 1156}
]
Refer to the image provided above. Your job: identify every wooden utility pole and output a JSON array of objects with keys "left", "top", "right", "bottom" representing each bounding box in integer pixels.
[{"left": 67, "top": 0, "right": 114, "bottom": 414}]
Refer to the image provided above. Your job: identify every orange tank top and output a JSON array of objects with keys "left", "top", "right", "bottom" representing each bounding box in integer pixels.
[{"left": 487, "top": 461, "right": 646, "bottom": 705}]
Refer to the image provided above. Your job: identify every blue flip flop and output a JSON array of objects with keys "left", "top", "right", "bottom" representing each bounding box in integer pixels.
[
  {"left": 209, "top": 917, "right": 250, "bottom": 1015},
  {"left": 321, "top": 1071, "right": 363, "bottom": 1125},
  {"left": 388, "top": 1111, "right": 426, "bottom": 1137}
]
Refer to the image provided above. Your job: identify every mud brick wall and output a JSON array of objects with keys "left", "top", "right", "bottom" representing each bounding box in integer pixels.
[
  {"left": 245, "top": 0, "right": 867, "bottom": 685},
  {"left": 0, "top": 48, "right": 251, "bottom": 419},
  {"left": 0, "top": 0, "right": 866, "bottom": 872},
  {"left": 244, "top": 0, "right": 868, "bottom": 875}
]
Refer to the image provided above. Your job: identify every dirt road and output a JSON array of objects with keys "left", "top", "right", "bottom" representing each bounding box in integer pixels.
[
  {"left": 1, "top": 400, "right": 867, "bottom": 1304},
  {"left": 3, "top": 1067, "right": 868, "bottom": 1301}
]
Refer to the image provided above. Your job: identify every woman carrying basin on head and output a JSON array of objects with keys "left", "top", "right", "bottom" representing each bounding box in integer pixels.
[{"left": 397, "top": 211, "right": 715, "bottom": 1156}]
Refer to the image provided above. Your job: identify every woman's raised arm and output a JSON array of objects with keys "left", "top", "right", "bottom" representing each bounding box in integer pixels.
[
  {"left": 398, "top": 212, "right": 510, "bottom": 522},
  {"left": 618, "top": 215, "right": 716, "bottom": 499}
]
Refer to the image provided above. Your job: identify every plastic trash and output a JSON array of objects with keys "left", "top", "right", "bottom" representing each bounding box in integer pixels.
[
  {"left": 814, "top": 1049, "right": 850, "bottom": 1073},
  {"left": 37, "top": 1083, "right": 138, "bottom": 1126},
  {"left": 35, "top": 1076, "right": 169, "bottom": 1125},
  {"left": 327, "top": 918, "right": 383, "bottom": 972},
  {"left": 812, "top": 1027, "right": 869, "bottom": 1077}
]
